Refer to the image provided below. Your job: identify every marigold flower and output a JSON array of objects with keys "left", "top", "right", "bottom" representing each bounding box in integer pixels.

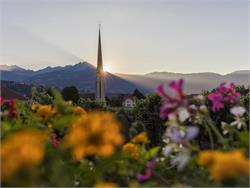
[
  {"left": 1, "top": 129, "right": 49, "bottom": 180},
  {"left": 64, "top": 112, "right": 123, "bottom": 160},
  {"left": 32, "top": 104, "right": 56, "bottom": 119},
  {"left": 131, "top": 132, "right": 149, "bottom": 144},
  {"left": 94, "top": 182, "right": 118, "bottom": 188},
  {"left": 198, "top": 150, "right": 249, "bottom": 182},
  {"left": 73, "top": 106, "right": 86, "bottom": 116},
  {"left": 122, "top": 142, "right": 140, "bottom": 158},
  {"left": 197, "top": 150, "right": 215, "bottom": 166}
]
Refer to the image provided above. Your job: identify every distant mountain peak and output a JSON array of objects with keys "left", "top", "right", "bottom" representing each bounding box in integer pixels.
[
  {"left": 227, "top": 70, "right": 250, "bottom": 75},
  {"left": 0, "top": 64, "right": 24, "bottom": 71}
]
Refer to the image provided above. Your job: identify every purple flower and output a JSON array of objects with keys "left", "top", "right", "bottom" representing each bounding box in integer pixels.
[
  {"left": 164, "top": 126, "right": 199, "bottom": 145},
  {"left": 157, "top": 79, "right": 188, "bottom": 119}
]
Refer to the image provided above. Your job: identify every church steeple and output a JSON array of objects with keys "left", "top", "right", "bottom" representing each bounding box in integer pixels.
[
  {"left": 97, "top": 24, "right": 103, "bottom": 72},
  {"left": 95, "top": 25, "right": 105, "bottom": 102}
]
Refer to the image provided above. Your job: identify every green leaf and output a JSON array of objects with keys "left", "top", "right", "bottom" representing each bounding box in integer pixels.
[
  {"left": 145, "top": 146, "right": 160, "bottom": 160},
  {"left": 237, "top": 131, "right": 249, "bottom": 148}
]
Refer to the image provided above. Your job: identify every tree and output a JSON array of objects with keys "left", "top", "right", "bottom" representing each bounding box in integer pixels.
[
  {"left": 132, "top": 88, "right": 145, "bottom": 99},
  {"left": 61, "top": 86, "right": 80, "bottom": 104},
  {"left": 132, "top": 94, "right": 164, "bottom": 147}
]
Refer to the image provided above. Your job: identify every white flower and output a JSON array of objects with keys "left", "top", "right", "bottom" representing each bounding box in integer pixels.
[
  {"left": 171, "top": 152, "right": 190, "bottom": 171},
  {"left": 189, "top": 104, "right": 198, "bottom": 111},
  {"left": 230, "top": 106, "right": 246, "bottom": 117},
  {"left": 178, "top": 108, "right": 190, "bottom": 122},
  {"left": 168, "top": 113, "right": 177, "bottom": 121},
  {"left": 162, "top": 145, "right": 173, "bottom": 157},
  {"left": 230, "top": 120, "right": 244, "bottom": 130}
]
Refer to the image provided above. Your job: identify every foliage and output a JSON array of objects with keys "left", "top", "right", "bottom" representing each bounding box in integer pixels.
[
  {"left": 31, "top": 87, "right": 53, "bottom": 105},
  {"left": 61, "top": 86, "right": 80, "bottom": 104},
  {"left": 0, "top": 81, "right": 249, "bottom": 187},
  {"left": 78, "top": 98, "right": 107, "bottom": 111}
]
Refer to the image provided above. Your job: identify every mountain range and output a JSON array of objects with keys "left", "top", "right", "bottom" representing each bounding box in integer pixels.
[{"left": 1, "top": 63, "right": 249, "bottom": 94}]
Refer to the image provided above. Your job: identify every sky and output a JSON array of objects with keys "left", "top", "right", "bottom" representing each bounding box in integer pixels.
[{"left": 0, "top": 0, "right": 249, "bottom": 74}]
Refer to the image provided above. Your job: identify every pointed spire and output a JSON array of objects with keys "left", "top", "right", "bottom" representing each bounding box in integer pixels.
[
  {"left": 97, "top": 24, "right": 103, "bottom": 72},
  {"left": 95, "top": 24, "right": 105, "bottom": 102}
]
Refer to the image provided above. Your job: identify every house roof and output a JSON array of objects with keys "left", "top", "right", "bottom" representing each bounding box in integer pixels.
[{"left": 1, "top": 86, "right": 28, "bottom": 100}]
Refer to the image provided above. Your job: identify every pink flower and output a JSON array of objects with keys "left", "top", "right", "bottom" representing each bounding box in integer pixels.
[
  {"left": 217, "top": 83, "right": 240, "bottom": 103},
  {"left": 169, "top": 79, "right": 184, "bottom": 95},
  {"left": 208, "top": 82, "right": 240, "bottom": 112},
  {"left": 137, "top": 169, "right": 153, "bottom": 182},
  {"left": 208, "top": 92, "right": 224, "bottom": 112},
  {"left": 137, "top": 160, "right": 155, "bottom": 183},
  {"left": 157, "top": 79, "right": 188, "bottom": 119}
]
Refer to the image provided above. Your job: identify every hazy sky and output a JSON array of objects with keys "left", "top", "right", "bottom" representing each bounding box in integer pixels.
[{"left": 1, "top": 0, "right": 249, "bottom": 74}]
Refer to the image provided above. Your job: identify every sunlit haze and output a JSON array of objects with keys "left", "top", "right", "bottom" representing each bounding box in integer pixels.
[
  {"left": 103, "top": 65, "right": 112, "bottom": 73},
  {"left": 1, "top": 0, "right": 249, "bottom": 74}
]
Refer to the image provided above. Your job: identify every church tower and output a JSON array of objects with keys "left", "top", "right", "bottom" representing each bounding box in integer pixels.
[{"left": 95, "top": 25, "right": 105, "bottom": 102}]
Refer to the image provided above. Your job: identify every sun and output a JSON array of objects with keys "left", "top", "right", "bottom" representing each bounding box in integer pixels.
[{"left": 103, "top": 65, "right": 112, "bottom": 73}]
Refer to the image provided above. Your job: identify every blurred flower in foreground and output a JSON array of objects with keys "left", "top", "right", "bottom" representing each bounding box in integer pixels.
[
  {"left": 64, "top": 112, "right": 123, "bottom": 160},
  {"left": 94, "top": 182, "right": 117, "bottom": 188},
  {"left": 73, "top": 106, "right": 86, "bottom": 116},
  {"left": 162, "top": 125, "right": 199, "bottom": 170},
  {"left": 1, "top": 99, "right": 17, "bottom": 118},
  {"left": 131, "top": 131, "right": 149, "bottom": 144},
  {"left": 157, "top": 79, "right": 188, "bottom": 119},
  {"left": 230, "top": 106, "right": 246, "bottom": 129},
  {"left": 208, "top": 83, "right": 240, "bottom": 112},
  {"left": 122, "top": 142, "right": 140, "bottom": 158},
  {"left": 137, "top": 160, "right": 156, "bottom": 182},
  {"left": 198, "top": 150, "right": 249, "bottom": 182},
  {"left": 1, "top": 129, "right": 49, "bottom": 180},
  {"left": 171, "top": 152, "right": 190, "bottom": 171},
  {"left": 221, "top": 106, "right": 246, "bottom": 134},
  {"left": 31, "top": 104, "right": 56, "bottom": 119},
  {"left": 230, "top": 106, "right": 246, "bottom": 117},
  {"left": 164, "top": 126, "right": 199, "bottom": 146},
  {"left": 52, "top": 133, "right": 60, "bottom": 147}
]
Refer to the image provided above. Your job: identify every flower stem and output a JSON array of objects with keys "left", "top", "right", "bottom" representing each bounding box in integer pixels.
[
  {"left": 204, "top": 123, "right": 214, "bottom": 149},
  {"left": 206, "top": 116, "right": 228, "bottom": 150}
]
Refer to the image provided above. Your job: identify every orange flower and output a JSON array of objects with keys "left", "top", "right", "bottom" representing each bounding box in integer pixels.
[
  {"left": 122, "top": 142, "right": 140, "bottom": 158},
  {"left": 131, "top": 132, "right": 149, "bottom": 144},
  {"left": 198, "top": 150, "right": 249, "bottom": 182},
  {"left": 1, "top": 129, "right": 49, "bottom": 180},
  {"left": 73, "top": 106, "right": 86, "bottom": 116},
  {"left": 32, "top": 104, "right": 56, "bottom": 119},
  {"left": 94, "top": 182, "right": 117, "bottom": 188},
  {"left": 64, "top": 112, "right": 123, "bottom": 160}
]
